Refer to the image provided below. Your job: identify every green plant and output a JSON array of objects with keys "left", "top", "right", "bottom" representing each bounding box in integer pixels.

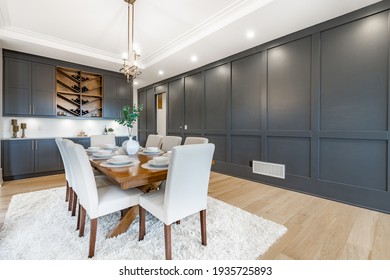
[
  {"left": 115, "top": 104, "right": 144, "bottom": 136},
  {"left": 107, "top": 128, "right": 114, "bottom": 132}
]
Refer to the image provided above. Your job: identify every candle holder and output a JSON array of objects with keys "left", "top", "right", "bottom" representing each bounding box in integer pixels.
[
  {"left": 11, "top": 119, "right": 18, "bottom": 126},
  {"left": 21, "top": 123, "right": 27, "bottom": 138},
  {"left": 12, "top": 125, "right": 19, "bottom": 138}
]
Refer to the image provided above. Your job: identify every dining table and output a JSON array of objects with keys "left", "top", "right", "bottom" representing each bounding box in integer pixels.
[{"left": 89, "top": 149, "right": 168, "bottom": 238}]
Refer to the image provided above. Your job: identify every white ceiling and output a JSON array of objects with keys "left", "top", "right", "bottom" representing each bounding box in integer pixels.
[{"left": 0, "top": 0, "right": 382, "bottom": 89}]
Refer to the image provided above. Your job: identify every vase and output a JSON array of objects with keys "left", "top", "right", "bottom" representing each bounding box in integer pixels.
[{"left": 123, "top": 136, "right": 139, "bottom": 155}]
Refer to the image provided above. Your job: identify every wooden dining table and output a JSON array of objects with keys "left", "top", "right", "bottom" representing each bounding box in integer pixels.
[{"left": 90, "top": 151, "right": 168, "bottom": 238}]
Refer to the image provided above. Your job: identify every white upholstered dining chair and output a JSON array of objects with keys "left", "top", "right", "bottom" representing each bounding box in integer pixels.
[
  {"left": 183, "top": 137, "right": 209, "bottom": 145},
  {"left": 160, "top": 135, "right": 182, "bottom": 152},
  {"left": 138, "top": 143, "right": 215, "bottom": 259},
  {"left": 145, "top": 134, "right": 163, "bottom": 148},
  {"left": 65, "top": 141, "right": 143, "bottom": 258},
  {"left": 90, "top": 134, "right": 116, "bottom": 147}
]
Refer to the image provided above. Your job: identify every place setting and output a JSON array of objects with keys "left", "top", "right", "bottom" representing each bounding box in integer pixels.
[
  {"left": 141, "top": 155, "right": 170, "bottom": 170},
  {"left": 89, "top": 149, "right": 115, "bottom": 160},
  {"left": 138, "top": 146, "right": 163, "bottom": 156},
  {"left": 100, "top": 155, "right": 139, "bottom": 168}
]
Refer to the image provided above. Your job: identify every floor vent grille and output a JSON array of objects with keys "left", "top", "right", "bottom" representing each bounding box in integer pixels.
[{"left": 252, "top": 161, "right": 285, "bottom": 179}]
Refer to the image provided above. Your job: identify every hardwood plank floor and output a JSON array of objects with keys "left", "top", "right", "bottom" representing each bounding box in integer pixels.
[{"left": 0, "top": 172, "right": 389, "bottom": 259}]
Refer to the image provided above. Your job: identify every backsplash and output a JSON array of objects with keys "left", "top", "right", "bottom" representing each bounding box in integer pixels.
[{"left": 1, "top": 117, "right": 134, "bottom": 139}]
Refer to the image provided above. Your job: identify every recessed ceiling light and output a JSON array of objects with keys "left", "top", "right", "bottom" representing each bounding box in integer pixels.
[
  {"left": 191, "top": 55, "right": 198, "bottom": 62},
  {"left": 134, "top": 81, "right": 138, "bottom": 85},
  {"left": 158, "top": 70, "right": 164, "bottom": 75},
  {"left": 246, "top": 30, "right": 255, "bottom": 39}
]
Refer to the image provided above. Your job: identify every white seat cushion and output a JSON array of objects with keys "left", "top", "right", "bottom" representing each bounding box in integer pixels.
[
  {"left": 96, "top": 185, "right": 143, "bottom": 218},
  {"left": 139, "top": 190, "right": 165, "bottom": 222}
]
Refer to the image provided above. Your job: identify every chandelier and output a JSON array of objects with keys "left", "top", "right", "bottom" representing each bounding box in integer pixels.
[{"left": 120, "top": 0, "right": 141, "bottom": 82}]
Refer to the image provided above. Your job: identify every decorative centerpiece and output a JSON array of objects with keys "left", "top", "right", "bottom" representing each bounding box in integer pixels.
[
  {"left": 11, "top": 119, "right": 19, "bottom": 138},
  {"left": 115, "top": 104, "right": 143, "bottom": 155},
  {"left": 21, "top": 123, "right": 27, "bottom": 138}
]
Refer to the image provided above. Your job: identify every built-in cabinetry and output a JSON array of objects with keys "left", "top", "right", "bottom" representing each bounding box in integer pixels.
[
  {"left": 3, "top": 50, "right": 131, "bottom": 120},
  {"left": 103, "top": 75, "right": 133, "bottom": 119},
  {"left": 56, "top": 67, "right": 103, "bottom": 118},
  {"left": 2, "top": 139, "right": 62, "bottom": 179},
  {"left": 1, "top": 136, "right": 129, "bottom": 180},
  {"left": 3, "top": 58, "right": 55, "bottom": 116}
]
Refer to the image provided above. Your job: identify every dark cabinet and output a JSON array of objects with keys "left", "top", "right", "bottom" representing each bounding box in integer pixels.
[
  {"left": 166, "top": 74, "right": 203, "bottom": 139},
  {"left": 66, "top": 137, "right": 90, "bottom": 149},
  {"left": 103, "top": 75, "right": 133, "bottom": 119},
  {"left": 3, "top": 57, "right": 55, "bottom": 116},
  {"left": 2, "top": 139, "right": 61, "bottom": 179}
]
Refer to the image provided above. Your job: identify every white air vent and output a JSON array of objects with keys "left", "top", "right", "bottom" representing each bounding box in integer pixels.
[{"left": 252, "top": 161, "right": 285, "bottom": 179}]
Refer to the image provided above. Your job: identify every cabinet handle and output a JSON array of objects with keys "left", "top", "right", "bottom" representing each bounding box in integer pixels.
[
  {"left": 29, "top": 106, "right": 32, "bottom": 114},
  {"left": 32, "top": 141, "right": 34, "bottom": 150},
  {"left": 35, "top": 141, "right": 38, "bottom": 150},
  {"left": 32, "top": 106, "right": 35, "bottom": 114},
  {"left": 179, "top": 125, "right": 182, "bottom": 130},
  {"left": 184, "top": 125, "right": 188, "bottom": 130}
]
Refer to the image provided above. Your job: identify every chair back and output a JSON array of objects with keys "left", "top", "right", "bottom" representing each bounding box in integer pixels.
[
  {"left": 183, "top": 137, "right": 209, "bottom": 145},
  {"left": 90, "top": 134, "right": 116, "bottom": 147},
  {"left": 55, "top": 138, "right": 69, "bottom": 181},
  {"left": 64, "top": 141, "right": 99, "bottom": 217},
  {"left": 161, "top": 136, "right": 182, "bottom": 152},
  {"left": 163, "top": 144, "right": 215, "bottom": 224},
  {"left": 145, "top": 134, "right": 163, "bottom": 148}
]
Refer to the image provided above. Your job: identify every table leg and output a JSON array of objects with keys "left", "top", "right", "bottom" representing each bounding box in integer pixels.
[
  {"left": 106, "top": 206, "right": 139, "bottom": 238},
  {"left": 106, "top": 184, "right": 161, "bottom": 238}
]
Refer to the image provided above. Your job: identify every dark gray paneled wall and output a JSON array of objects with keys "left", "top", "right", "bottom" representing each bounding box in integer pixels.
[{"left": 138, "top": 3, "right": 390, "bottom": 213}]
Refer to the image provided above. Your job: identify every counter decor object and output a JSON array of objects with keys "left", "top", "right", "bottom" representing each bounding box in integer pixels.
[
  {"left": 115, "top": 104, "right": 143, "bottom": 155},
  {"left": 21, "top": 123, "right": 27, "bottom": 138},
  {"left": 11, "top": 119, "right": 19, "bottom": 138}
]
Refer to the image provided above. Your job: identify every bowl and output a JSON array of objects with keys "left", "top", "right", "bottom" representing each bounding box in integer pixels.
[
  {"left": 88, "top": 146, "right": 101, "bottom": 151},
  {"left": 110, "top": 155, "right": 131, "bottom": 162},
  {"left": 146, "top": 146, "right": 159, "bottom": 152},
  {"left": 104, "top": 144, "right": 116, "bottom": 148},
  {"left": 95, "top": 150, "right": 112, "bottom": 155},
  {"left": 153, "top": 156, "right": 170, "bottom": 164}
]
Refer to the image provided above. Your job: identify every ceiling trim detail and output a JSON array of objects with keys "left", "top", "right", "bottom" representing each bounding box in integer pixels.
[
  {"left": 0, "top": 26, "right": 122, "bottom": 63},
  {"left": 140, "top": 0, "right": 274, "bottom": 68}
]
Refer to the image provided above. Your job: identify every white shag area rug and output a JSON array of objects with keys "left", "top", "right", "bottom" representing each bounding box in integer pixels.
[{"left": 0, "top": 187, "right": 287, "bottom": 260}]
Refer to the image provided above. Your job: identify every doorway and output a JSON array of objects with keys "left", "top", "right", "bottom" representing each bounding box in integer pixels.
[{"left": 156, "top": 93, "right": 167, "bottom": 136}]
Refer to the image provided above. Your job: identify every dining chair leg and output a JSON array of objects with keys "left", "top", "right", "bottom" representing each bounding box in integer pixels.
[
  {"left": 164, "top": 224, "right": 172, "bottom": 260},
  {"left": 88, "top": 218, "right": 97, "bottom": 258},
  {"left": 76, "top": 202, "right": 81, "bottom": 231},
  {"left": 68, "top": 188, "right": 73, "bottom": 211},
  {"left": 200, "top": 209, "right": 207, "bottom": 246},
  {"left": 139, "top": 206, "right": 146, "bottom": 241},
  {"left": 79, "top": 206, "right": 86, "bottom": 237},
  {"left": 65, "top": 181, "right": 69, "bottom": 202},
  {"left": 71, "top": 192, "right": 78, "bottom": 217}
]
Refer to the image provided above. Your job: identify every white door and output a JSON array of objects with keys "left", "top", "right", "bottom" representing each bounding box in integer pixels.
[{"left": 156, "top": 93, "right": 167, "bottom": 136}]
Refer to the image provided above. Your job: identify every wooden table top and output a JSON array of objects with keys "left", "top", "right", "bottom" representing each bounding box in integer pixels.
[{"left": 90, "top": 152, "right": 168, "bottom": 190}]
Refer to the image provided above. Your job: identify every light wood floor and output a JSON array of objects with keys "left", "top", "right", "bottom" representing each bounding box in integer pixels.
[{"left": 1, "top": 172, "right": 389, "bottom": 260}]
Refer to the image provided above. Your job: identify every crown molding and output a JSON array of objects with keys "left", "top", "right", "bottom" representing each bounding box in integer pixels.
[
  {"left": 0, "top": 26, "right": 122, "bottom": 63},
  {"left": 140, "top": 0, "right": 274, "bottom": 68}
]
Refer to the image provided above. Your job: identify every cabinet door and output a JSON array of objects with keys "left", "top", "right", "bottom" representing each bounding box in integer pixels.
[
  {"left": 2, "top": 140, "right": 34, "bottom": 177},
  {"left": 34, "top": 139, "right": 62, "bottom": 173},
  {"left": 3, "top": 58, "right": 31, "bottom": 115},
  {"left": 117, "top": 78, "right": 132, "bottom": 100},
  {"left": 67, "top": 138, "right": 91, "bottom": 149},
  {"left": 184, "top": 73, "right": 203, "bottom": 133},
  {"left": 32, "top": 63, "right": 55, "bottom": 116},
  {"left": 117, "top": 98, "right": 133, "bottom": 119},
  {"left": 103, "top": 76, "right": 117, "bottom": 119},
  {"left": 167, "top": 79, "right": 184, "bottom": 134}
]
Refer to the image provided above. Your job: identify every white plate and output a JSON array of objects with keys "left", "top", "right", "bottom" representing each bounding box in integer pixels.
[
  {"left": 143, "top": 149, "right": 161, "bottom": 153},
  {"left": 104, "top": 146, "right": 118, "bottom": 150},
  {"left": 148, "top": 159, "right": 169, "bottom": 167},
  {"left": 92, "top": 152, "right": 114, "bottom": 158},
  {"left": 100, "top": 161, "right": 134, "bottom": 168},
  {"left": 107, "top": 158, "right": 133, "bottom": 165}
]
